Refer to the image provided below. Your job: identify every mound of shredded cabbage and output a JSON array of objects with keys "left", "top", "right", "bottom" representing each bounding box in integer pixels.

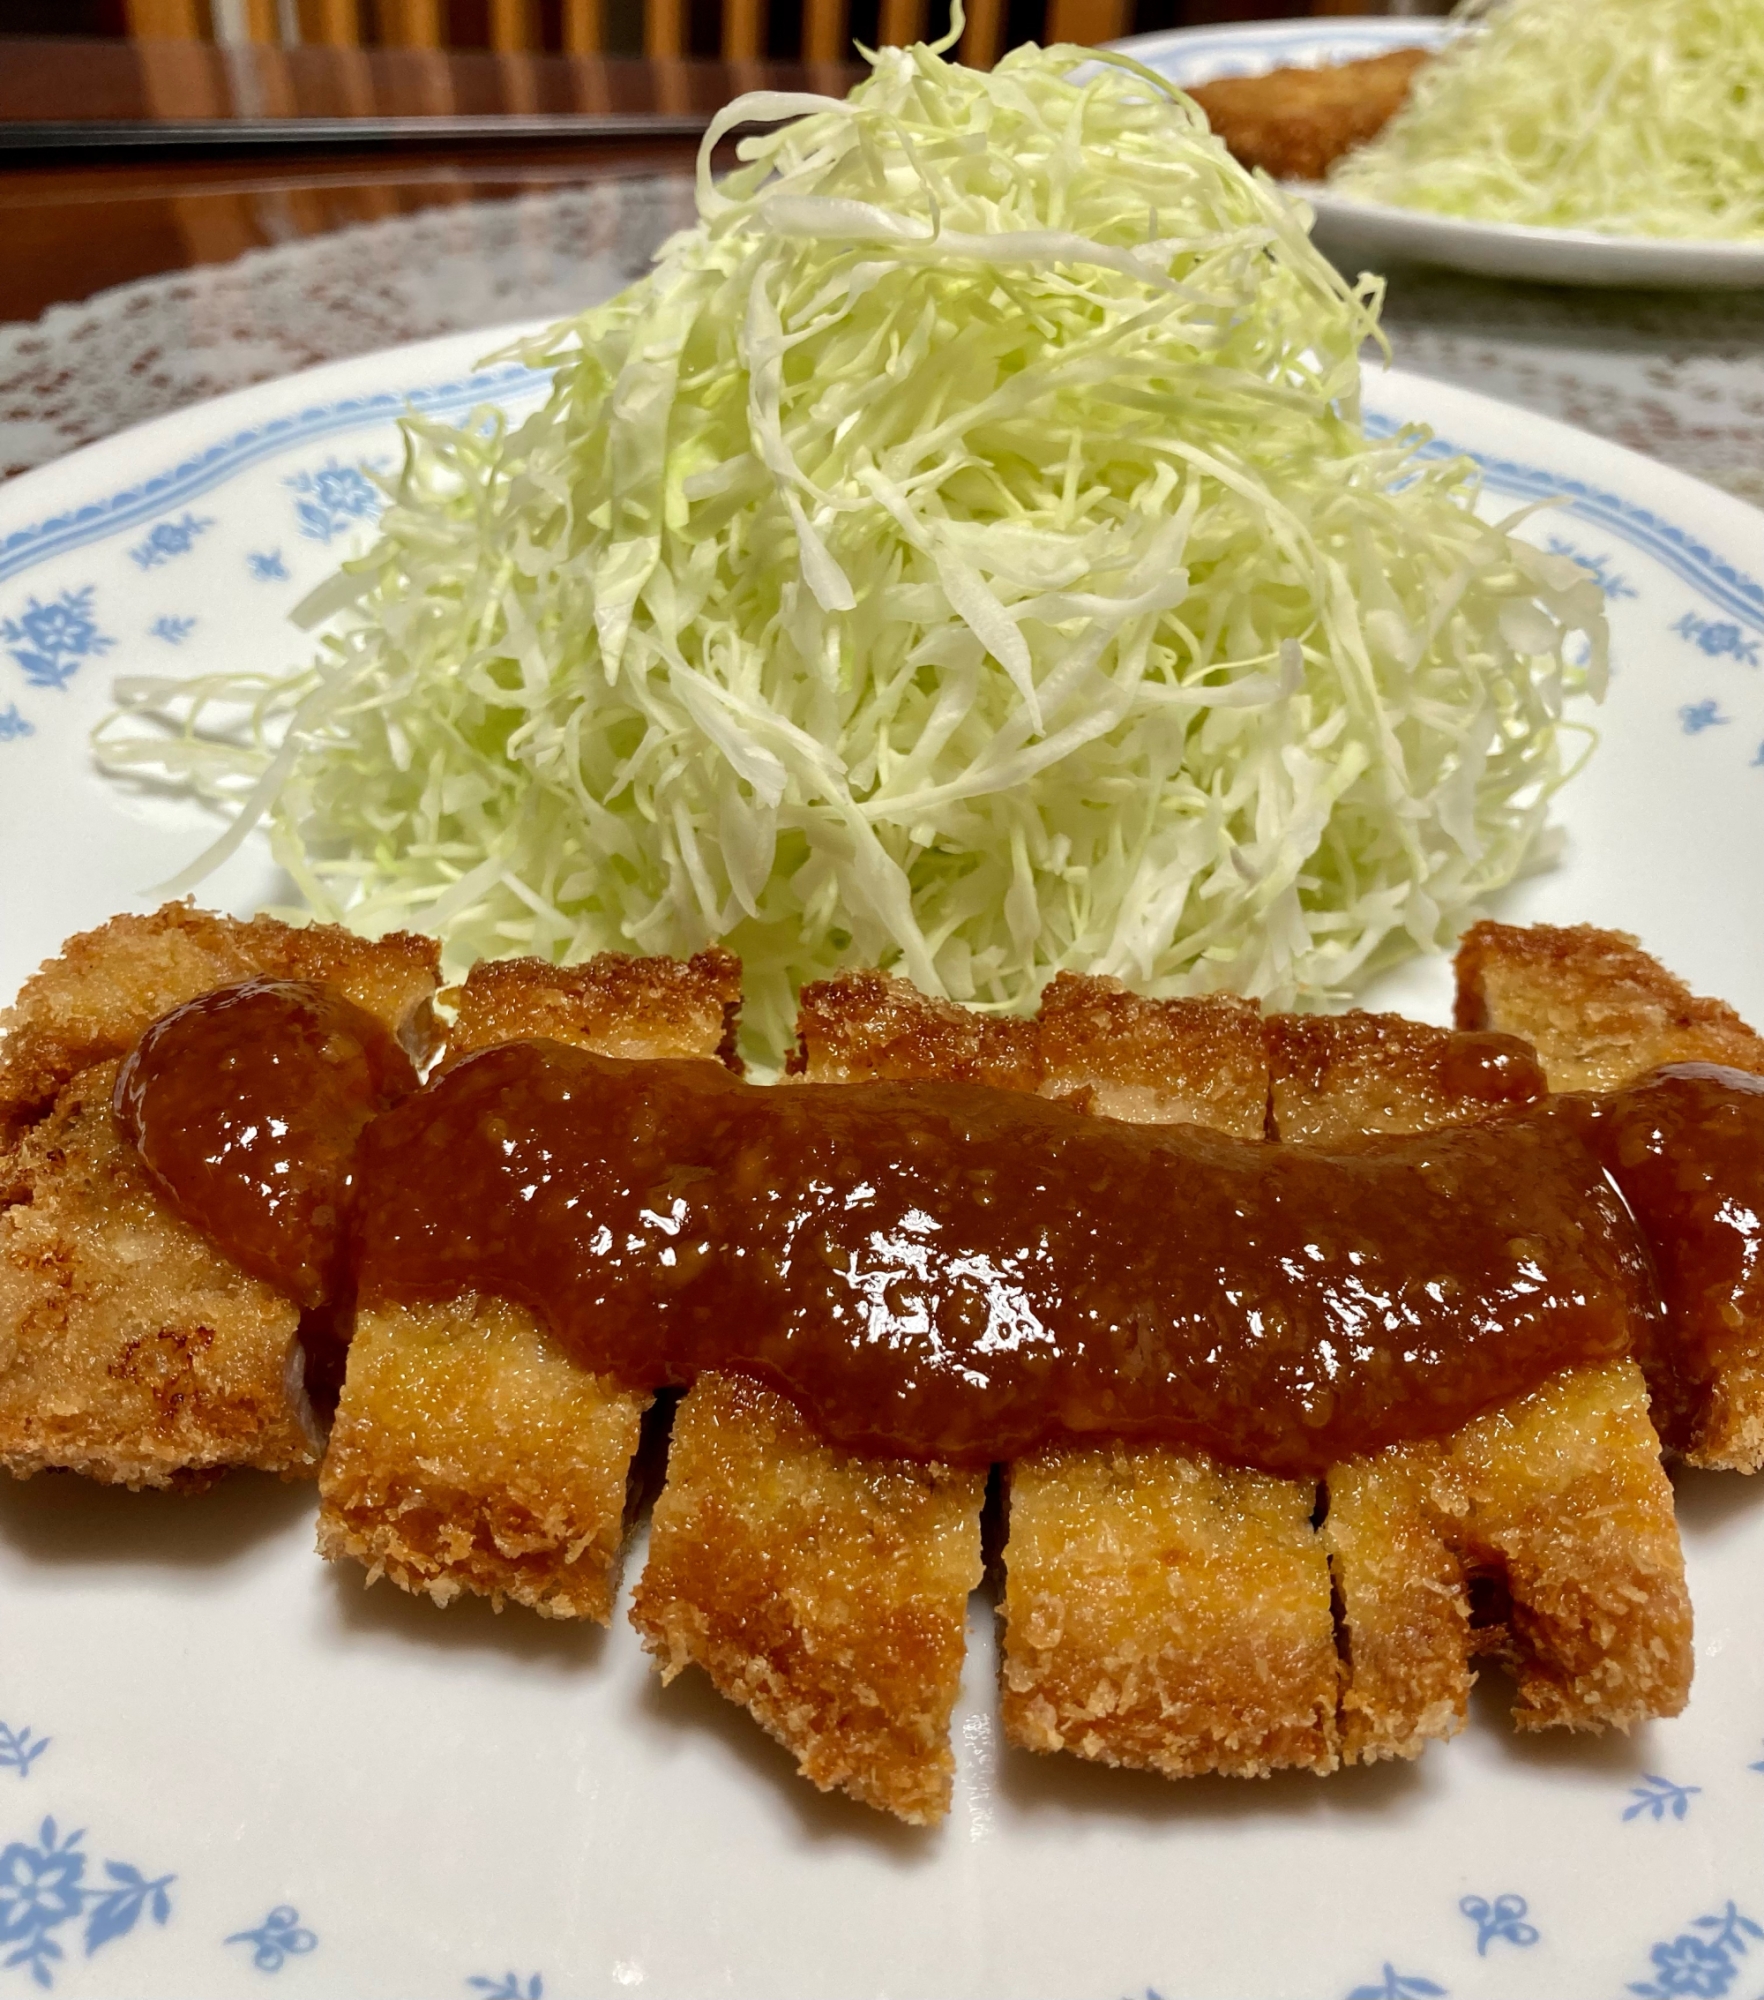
[
  {"left": 99, "top": 33, "right": 1605, "bottom": 1062},
  {"left": 1331, "top": 0, "right": 1764, "bottom": 239}
]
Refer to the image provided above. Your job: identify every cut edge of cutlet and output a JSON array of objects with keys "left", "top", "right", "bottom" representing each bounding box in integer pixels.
[
  {"left": 1277, "top": 1004, "right": 1692, "bottom": 1757},
  {"left": 0, "top": 906, "right": 443, "bottom": 1488},
  {"left": 1456, "top": 919, "right": 1764, "bottom": 1473},
  {"left": 0, "top": 1060, "right": 321, "bottom": 1489},
  {"left": 317, "top": 946, "right": 740, "bottom": 1623},
  {"left": 442, "top": 946, "right": 743, "bottom": 1072},
  {"left": 630, "top": 1368, "right": 985, "bottom": 1825},
  {"left": 0, "top": 902, "right": 442, "bottom": 1150},
  {"left": 998, "top": 971, "right": 1343, "bottom": 1780},
  {"left": 1454, "top": 920, "right": 1764, "bottom": 1091},
  {"left": 634, "top": 967, "right": 992, "bottom": 1825}
]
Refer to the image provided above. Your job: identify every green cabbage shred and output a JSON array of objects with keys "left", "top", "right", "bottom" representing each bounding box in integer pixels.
[
  {"left": 1331, "top": 0, "right": 1764, "bottom": 239},
  {"left": 100, "top": 33, "right": 1606, "bottom": 1062}
]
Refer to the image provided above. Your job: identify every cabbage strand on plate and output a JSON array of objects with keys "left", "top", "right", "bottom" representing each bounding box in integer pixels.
[{"left": 1331, "top": 0, "right": 1764, "bottom": 240}]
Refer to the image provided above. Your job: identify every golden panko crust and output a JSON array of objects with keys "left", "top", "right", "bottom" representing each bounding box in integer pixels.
[
  {"left": 1000, "top": 976, "right": 1339, "bottom": 1778},
  {"left": 790, "top": 967, "right": 1041, "bottom": 1090},
  {"left": 316, "top": 946, "right": 737, "bottom": 1620},
  {"left": 630, "top": 1371, "right": 984, "bottom": 1824},
  {"left": 1457, "top": 919, "right": 1764, "bottom": 1471},
  {"left": 0, "top": 902, "right": 441, "bottom": 1149},
  {"left": 1265, "top": 1009, "right": 1545, "bottom": 1144},
  {"left": 443, "top": 947, "right": 741, "bottom": 1072},
  {"left": 1190, "top": 47, "right": 1431, "bottom": 182},
  {"left": 1455, "top": 920, "right": 1764, "bottom": 1093},
  {"left": 0, "top": 1060, "right": 320, "bottom": 1488},
  {"left": 318, "top": 1294, "right": 646, "bottom": 1620}
]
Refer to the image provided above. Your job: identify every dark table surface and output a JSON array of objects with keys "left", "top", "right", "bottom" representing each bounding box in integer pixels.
[{"left": 0, "top": 35, "right": 859, "bottom": 323}]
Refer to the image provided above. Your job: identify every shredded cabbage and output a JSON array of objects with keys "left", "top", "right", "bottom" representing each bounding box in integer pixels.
[
  {"left": 99, "top": 34, "right": 1605, "bottom": 1061},
  {"left": 1331, "top": 0, "right": 1764, "bottom": 239}
]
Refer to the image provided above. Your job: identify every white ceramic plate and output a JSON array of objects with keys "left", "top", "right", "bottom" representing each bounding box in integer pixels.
[
  {"left": 1115, "top": 17, "right": 1764, "bottom": 290},
  {"left": 2, "top": 330, "right": 1764, "bottom": 2000}
]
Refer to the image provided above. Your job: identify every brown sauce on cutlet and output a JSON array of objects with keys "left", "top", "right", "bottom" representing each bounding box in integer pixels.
[
  {"left": 114, "top": 977, "right": 416, "bottom": 1310},
  {"left": 116, "top": 983, "right": 1764, "bottom": 1478},
  {"left": 1589, "top": 1063, "right": 1764, "bottom": 1442}
]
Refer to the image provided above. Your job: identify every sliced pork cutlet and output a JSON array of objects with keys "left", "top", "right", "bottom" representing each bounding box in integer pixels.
[
  {"left": 999, "top": 976, "right": 1346, "bottom": 1779},
  {"left": 1268, "top": 1010, "right": 1692, "bottom": 1762},
  {"left": 1189, "top": 47, "right": 1430, "bottom": 183},
  {"left": 1456, "top": 921, "right": 1764, "bottom": 1472},
  {"left": 627, "top": 973, "right": 1010, "bottom": 1824},
  {"left": 316, "top": 950, "right": 739, "bottom": 1622},
  {"left": 0, "top": 901, "right": 439, "bottom": 1149},
  {"left": 0, "top": 906, "right": 440, "bottom": 1489}
]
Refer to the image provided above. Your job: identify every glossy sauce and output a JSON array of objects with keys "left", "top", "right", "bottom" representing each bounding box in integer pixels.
[
  {"left": 351, "top": 1040, "right": 1655, "bottom": 1476},
  {"left": 1589, "top": 1063, "right": 1764, "bottom": 1449},
  {"left": 114, "top": 977, "right": 417, "bottom": 1309},
  {"left": 113, "top": 983, "right": 1764, "bottom": 1477}
]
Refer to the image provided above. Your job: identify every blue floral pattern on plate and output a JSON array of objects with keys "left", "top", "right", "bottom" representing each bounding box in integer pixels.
[
  {"left": 226, "top": 1905, "right": 318, "bottom": 1973},
  {"left": 1680, "top": 700, "right": 1730, "bottom": 733},
  {"left": 0, "top": 706, "right": 31, "bottom": 742},
  {"left": 1344, "top": 1967, "right": 1445, "bottom": 2000},
  {"left": 1624, "top": 1775, "right": 1702, "bottom": 1822},
  {"left": 1674, "top": 611, "right": 1761, "bottom": 666},
  {"left": 285, "top": 461, "right": 383, "bottom": 543},
  {"left": 466, "top": 1975, "right": 543, "bottom": 1998},
  {"left": 1459, "top": 1893, "right": 1538, "bottom": 1955},
  {"left": 148, "top": 614, "right": 195, "bottom": 646},
  {"left": 0, "top": 1817, "right": 173, "bottom": 1990},
  {"left": 1627, "top": 1903, "right": 1762, "bottom": 1998},
  {"left": 246, "top": 550, "right": 289, "bottom": 582},
  {"left": 128, "top": 514, "right": 212, "bottom": 571},
  {"left": 0, "top": 1731, "right": 47, "bottom": 1783},
  {"left": 1, "top": 587, "right": 112, "bottom": 691}
]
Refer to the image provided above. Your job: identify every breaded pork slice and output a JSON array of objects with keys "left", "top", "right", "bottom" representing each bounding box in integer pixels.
[
  {"left": 1275, "top": 1009, "right": 1691, "bottom": 1759},
  {"left": 1457, "top": 921, "right": 1764, "bottom": 1472},
  {"left": 632, "top": 970, "right": 989, "bottom": 1824},
  {"left": 317, "top": 948, "right": 740, "bottom": 1622},
  {"left": 0, "top": 1061, "right": 320, "bottom": 1487},
  {"left": 1000, "top": 976, "right": 1344, "bottom": 1780},
  {"left": 0, "top": 902, "right": 440, "bottom": 1148},
  {"left": 631, "top": 1371, "right": 984, "bottom": 1824},
  {"left": 0, "top": 908, "right": 441, "bottom": 1488},
  {"left": 1265, "top": 1009, "right": 1546, "bottom": 1142},
  {"left": 1454, "top": 921, "right": 1764, "bottom": 1092},
  {"left": 1188, "top": 47, "right": 1429, "bottom": 183},
  {"left": 1328, "top": 1362, "right": 1690, "bottom": 1758}
]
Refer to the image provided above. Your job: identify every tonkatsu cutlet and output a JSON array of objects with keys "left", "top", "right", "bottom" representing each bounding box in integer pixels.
[
  {"left": 999, "top": 983, "right": 1688, "bottom": 1778},
  {"left": 628, "top": 974, "right": 1021, "bottom": 1825},
  {"left": 1189, "top": 46, "right": 1430, "bottom": 183},
  {"left": 1458, "top": 920, "right": 1764, "bottom": 1473},
  {"left": 316, "top": 948, "right": 740, "bottom": 1622},
  {"left": 1, "top": 904, "right": 1756, "bottom": 1827},
  {"left": 0, "top": 906, "right": 439, "bottom": 1489}
]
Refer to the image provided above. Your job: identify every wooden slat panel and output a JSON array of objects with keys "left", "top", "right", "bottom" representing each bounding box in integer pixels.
[
  {"left": 957, "top": 0, "right": 1004, "bottom": 67},
  {"left": 722, "top": 0, "right": 765, "bottom": 64},
  {"left": 1043, "top": 0, "right": 1128, "bottom": 46},
  {"left": 375, "top": 0, "right": 443, "bottom": 45},
  {"left": 134, "top": 37, "right": 228, "bottom": 112},
  {"left": 802, "top": 0, "right": 848, "bottom": 64},
  {"left": 560, "top": 0, "right": 602, "bottom": 50},
  {"left": 877, "top": 0, "right": 926, "bottom": 47},
  {"left": 645, "top": 0, "right": 684, "bottom": 60},
  {"left": 125, "top": 0, "right": 208, "bottom": 35},
  {"left": 490, "top": 0, "right": 538, "bottom": 48},
  {"left": 297, "top": 0, "right": 363, "bottom": 41}
]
